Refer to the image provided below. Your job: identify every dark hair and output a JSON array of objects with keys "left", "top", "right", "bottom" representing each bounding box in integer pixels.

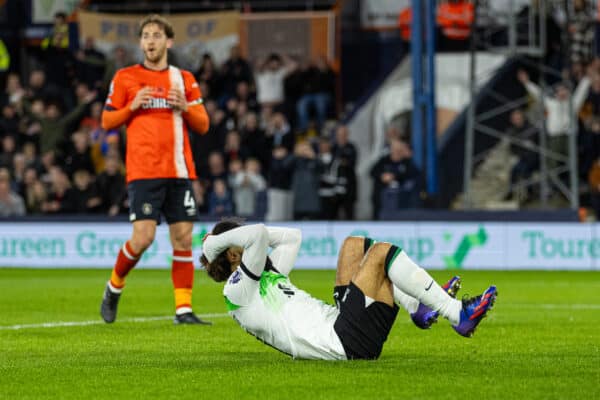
[
  {"left": 199, "top": 218, "right": 243, "bottom": 282},
  {"left": 138, "top": 14, "right": 175, "bottom": 39}
]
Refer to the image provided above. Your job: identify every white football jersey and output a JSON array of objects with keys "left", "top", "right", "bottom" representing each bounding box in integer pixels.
[
  {"left": 224, "top": 267, "right": 346, "bottom": 360},
  {"left": 202, "top": 224, "right": 346, "bottom": 360}
]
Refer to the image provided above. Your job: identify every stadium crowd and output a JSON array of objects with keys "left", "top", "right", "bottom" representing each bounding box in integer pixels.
[
  {"left": 1, "top": 1, "right": 600, "bottom": 220},
  {"left": 0, "top": 18, "right": 370, "bottom": 221}
]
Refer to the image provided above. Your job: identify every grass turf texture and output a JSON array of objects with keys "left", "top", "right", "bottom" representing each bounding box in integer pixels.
[{"left": 1, "top": 269, "right": 599, "bottom": 400}]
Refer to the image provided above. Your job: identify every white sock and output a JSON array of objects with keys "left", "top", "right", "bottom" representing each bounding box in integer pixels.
[
  {"left": 176, "top": 306, "right": 193, "bottom": 315},
  {"left": 386, "top": 247, "right": 461, "bottom": 325},
  {"left": 107, "top": 281, "right": 122, "bottom": 294},
  {"left": 393, "top": 285, "right": 419, "bottom": 314}
]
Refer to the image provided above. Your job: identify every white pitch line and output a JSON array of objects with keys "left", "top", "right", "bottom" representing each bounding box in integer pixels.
[
  {"left": 1, "top": 303, "right": 599, "bottom": 331},
  {"left": 0, "top": 313, "right": 229, "bottom": 331}
]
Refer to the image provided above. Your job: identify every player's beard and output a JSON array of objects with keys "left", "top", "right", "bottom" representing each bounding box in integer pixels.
[{"left": 144, "top": 46, "right": 166, "bottom": 64}]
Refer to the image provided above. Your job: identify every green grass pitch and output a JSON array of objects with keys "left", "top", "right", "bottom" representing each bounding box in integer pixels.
[{"left": 1, "top": 268, "right": 599, "bottom": 399}]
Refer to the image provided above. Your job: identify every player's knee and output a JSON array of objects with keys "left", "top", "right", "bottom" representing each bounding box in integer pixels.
[
  {"left": 366, "top": 242, "right": 391, "bottom": 260},
  {"left": 174, "top": 234, "right": 192, "bottom": 250},
  {"left": 132, "top": 231, "right": 155, "bottom": 251},
  {"left": 341, "top": 236, "right": 363, "bottom": 253}
]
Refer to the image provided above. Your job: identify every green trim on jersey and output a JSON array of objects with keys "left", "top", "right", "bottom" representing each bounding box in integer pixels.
[
  {"left": 259, "top": 270, "right": 288, "bottom": 297},
  {"left": 224, "top": 296, "right": 240, "bottom": 311}
]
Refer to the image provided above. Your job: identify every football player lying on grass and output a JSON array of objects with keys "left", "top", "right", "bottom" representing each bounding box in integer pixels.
[{"left": 201, "top": 220, "right": 497, "bottom": 360}]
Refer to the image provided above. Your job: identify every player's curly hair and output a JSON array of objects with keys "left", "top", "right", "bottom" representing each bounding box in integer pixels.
[
  {"left": 199, "top": 218, "right": 244, "bottom": 282},
  {"left": 138, "top": 14, "right": 174, "bottom": 39}
]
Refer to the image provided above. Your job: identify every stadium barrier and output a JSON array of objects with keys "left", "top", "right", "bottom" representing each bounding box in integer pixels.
[{"left": 0, "top": 220, "right": 598, "bottom": 270}]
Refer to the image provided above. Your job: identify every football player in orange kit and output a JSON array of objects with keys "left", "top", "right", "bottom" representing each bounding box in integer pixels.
[{"left": 100, "top": 15, "right": 211, "bottom": 325}]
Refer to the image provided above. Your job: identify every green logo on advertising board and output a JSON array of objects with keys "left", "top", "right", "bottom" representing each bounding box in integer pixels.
[{"left": 443, "top": 226, "right": 487, "bottom": 269}]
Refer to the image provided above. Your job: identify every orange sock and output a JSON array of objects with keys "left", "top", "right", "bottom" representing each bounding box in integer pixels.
[
  {"left": 172, "top": 249, "right": 194, "bottom": 314},
  {"left": 109, "top": 241, "right": 140, "bottom": 289}
]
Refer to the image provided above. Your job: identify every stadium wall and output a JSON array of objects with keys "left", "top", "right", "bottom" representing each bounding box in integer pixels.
[{"left": 0, "top": 221, "right": 598, "bottom": 270}]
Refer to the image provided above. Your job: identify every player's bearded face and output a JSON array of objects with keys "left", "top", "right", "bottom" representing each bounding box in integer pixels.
[{"left": 140, "top": 24, "right": 171, "bottom": 64}]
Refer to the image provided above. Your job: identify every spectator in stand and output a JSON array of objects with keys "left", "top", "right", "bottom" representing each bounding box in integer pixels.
[
  {"left": 255, "top": 53, "right": 297, "bottom": 111},
  {"left": 41, "top": 11, "right": 69, "bottom": 50},
  {"left": 569, "top": 0, "right": 595, "bottom": 65},
  {"left": 229, "top": 157, "right": 267, "bottom": 218},
  {"left": 296, "top": 55, "right": 335, "bottom": 133},
  {"left": 517, "top": 68, "right": 590, "bottom": 178},
  {"left": 332, "top": 124, "right": 358, "bottom": 219},
  {"left": 208, "top": 178, "right": 233, "bottom": 217},
  {"left": 38, "top": 149, "right": 57, "bottom": 181},
  {"left": 220, "top": 45, "right": 253, "bottom": 99},
  {"left": 223, "top": 130, "right": 248, "bottom": 166},
  {"left": 18, "top": 98, "right": 44, "bottom": 147},
  {"left": 578, "top": 70, "right": 600, "bottom": 175},
  {"left": 21, "top": 142, "right": 41, "bottom": 173},
  {"left": 0, "top": 167, "right": 25, "bottom": 217},
  {"left": 64, "top": 130, "right": 95, "bottom": 177},
  {"left": 223, "top": 97, "right": 239, "bottom": 131},
  {"left": 234, "top": 81, "right": 259, "bottom": 112},
  {"left": 588, "top": 157, "right": 600, "bottom": 219},
  {"left": 317, "top": 136, "right": 338, "bottom": 219},
  {"left": 22, "top": 166, "right": 46, "bottom": 214},
  {"left": 265, "top": 144, "right": 294, "bottom": 222},
  {"left": 75, "top": 37, "right": 106, "bottom": 90},
  {"left": 42, "top": 166, "right": 76, "bottom": 214},
  {"left": 1, "top": 72, "right": 25, "bottom": 107},
  {"left": 206, "top": 151, "right": 228, "bottom": 188},
  {"left": 0, "top": 103, "right": 19, "bottom": 136},
  {"left": 291, "top": 141, "right": 321, "bottom": 220},
  {"left": 240, "top": 112, "right": 269, "bottom": 173},
  {"left": 71, "top": 169, "right": 100, "bottom": 213},
  {"left": 265, "top": 112, "right": 294, "bottom": 153},
  {"left": 195, "top": 53, "right": 221, "bottom": 101},
  {"left": 437, "top": 0, "right": 474, "bottom": 51},
  {"left": 370, "top": 138, "right": 421, "bottom": 219},
  {"left": 505, "top": 108, "right": 539, "bottom": 202},
  {"left": 0, "top": 134, "right": 17, "bottom": 169},
  {"left": 12, "top": 153, "right": 26, "bottom": 193},
  {"left": 24, "top": 69, "right": 53, "bottom": 101},
  {"left": 23, "top": 90, "right": 96, "bottom": 158},
  {"left": 93, "top": 154, "right": 126, "bottom": 216},
  {"left": 191, "top": 179, "right": 208, "bottom": 215}
]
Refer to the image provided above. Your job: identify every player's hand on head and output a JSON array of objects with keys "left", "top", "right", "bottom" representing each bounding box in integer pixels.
[
  {"left": 130, "top": 87, "right": 153, "bottom": 111},
  {"left": 167, "top": 88, "right": 187, "bottom": 112}
]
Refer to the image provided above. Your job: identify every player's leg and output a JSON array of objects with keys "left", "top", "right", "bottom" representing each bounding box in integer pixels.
[
  {"left": 335, "top": 236, "right": 459, "bottom": 329},
  {"left": 165, "top": 179, "right": 210, "bottom": 325},
  {"left": 377, "top": 242, "right": 497, "bottom": 337},
  {"left": 332, "top": 239, "right": 398, "bottom": 359},
  {"left": 101, "top": 220, "right": 157, "bottom": 323},
  {"left": 101, "top": 180, "right": 163, "bottom": 323}
]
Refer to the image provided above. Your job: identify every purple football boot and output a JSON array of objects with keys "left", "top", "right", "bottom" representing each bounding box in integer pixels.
[
  {"left": 453, "top": 285, "right": 498, "bottom": 338},
  {"left": 410, "top": 276, "right": 461, "bottom": 329}
]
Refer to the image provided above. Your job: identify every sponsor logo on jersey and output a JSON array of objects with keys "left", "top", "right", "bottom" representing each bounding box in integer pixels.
[{"left": 141, "top": 97, "right": 173, "bottom": 110}]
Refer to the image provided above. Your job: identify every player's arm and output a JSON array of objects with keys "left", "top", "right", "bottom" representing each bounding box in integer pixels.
[
  {"left": 101, "top": 72, "right": 153, "bottom": 130},
  {"left": 266, "top": 226, "right": 302, "bottom": 276},
  {"left": 203, "top": 224, "right": 269, "bottom": 279},
  {"left": 177, "top": 72, "right": 209, "bottom": 134}
]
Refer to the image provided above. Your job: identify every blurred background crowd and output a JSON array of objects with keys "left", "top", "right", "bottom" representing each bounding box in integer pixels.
[{"left": 1, "top": 0, "right": 600, "bottom": 221}]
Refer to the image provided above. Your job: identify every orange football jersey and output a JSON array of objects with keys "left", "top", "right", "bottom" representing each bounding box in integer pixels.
[{"left": 102, "top": 64, "right": 209, "bottom": 183}]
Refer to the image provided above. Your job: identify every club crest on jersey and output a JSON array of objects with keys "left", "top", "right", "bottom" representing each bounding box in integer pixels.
[{"left": 228, "top": 270, "right": 242, "bottom": 284}]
